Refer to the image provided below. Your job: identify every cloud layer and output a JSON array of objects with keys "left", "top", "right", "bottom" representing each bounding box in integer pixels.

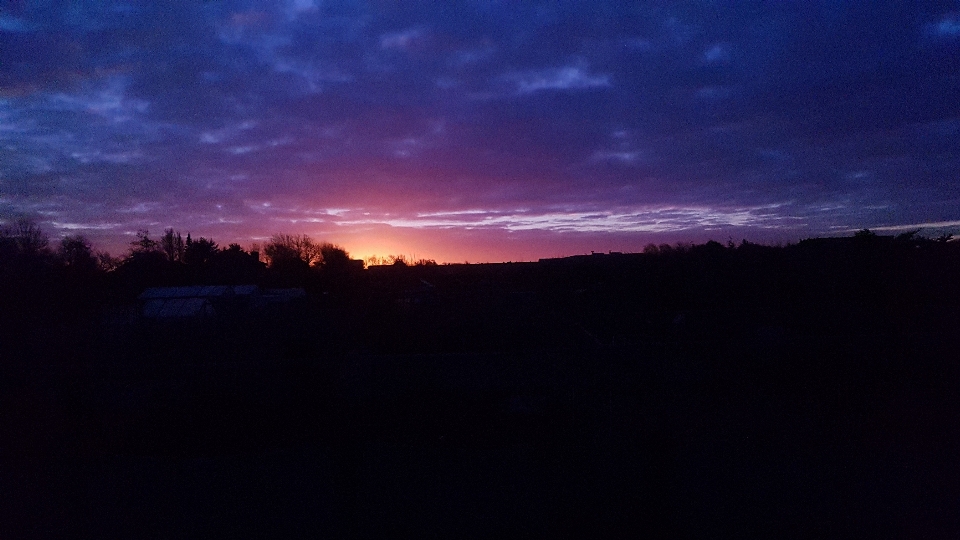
[{"left": 2, "top": 1, "right": 959, "bottom": 260}]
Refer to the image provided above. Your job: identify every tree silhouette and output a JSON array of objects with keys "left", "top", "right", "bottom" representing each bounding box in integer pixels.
[
  {"left": 263, "top": 234, "right": 322, "bottom": 267},
  {"left": 130, "top": 229, "right": 159, "bottom": 254},
  {"left": 96, "top": 251, "right": 120, "bottom": 272},
  {"left": 58, "top": 235, "right": 97, "bottom": 273},
  {"left": 318, "top": 242, "right": 352, "bottom": 270},
  {"left": 2, "top": 216, "right": 50, "bottom": 257},
  {"left": 184, "top": 236, "right": 219, "bottom": 267},
  {"left": 160, "top": 228, "right": 186, "bottom": 262},
  {"left": 209, "top": 243, "right": 265, "bottom": 283}
]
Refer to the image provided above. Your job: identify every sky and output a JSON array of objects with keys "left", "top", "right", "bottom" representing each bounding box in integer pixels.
[{"left": 2, "top": 1, "right": 959, "bottom": 262}]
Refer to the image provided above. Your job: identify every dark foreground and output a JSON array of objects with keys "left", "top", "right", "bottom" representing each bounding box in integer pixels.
[{"left": 3, "top": 239, "right": 960, "bottom": 538}]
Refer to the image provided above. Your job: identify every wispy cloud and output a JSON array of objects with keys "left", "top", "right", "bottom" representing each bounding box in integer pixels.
[
  {"left": 929, "top": 14, "right": 960, "bottom": 38},
  {"left": 334, "top": 204, "right": 798, "bottom": 233},
  {"left": 503, "top": 65, "right": 611, "bottom": 95},
  {"left": 380, "top": 28, "right": 427, "bottom": 50}
]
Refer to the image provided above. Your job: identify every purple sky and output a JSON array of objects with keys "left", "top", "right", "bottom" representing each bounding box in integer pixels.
[{"left": 2, "top": 1, "right": 959, "bottom": 262}]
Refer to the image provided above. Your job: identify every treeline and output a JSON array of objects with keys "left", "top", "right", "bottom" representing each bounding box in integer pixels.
[
  {"left": 0, "top": 218, "right": 361, "bottom": 288},
  {"left": 365, "top": 254, "right": 438, "bottom": 267},
  {"left": 0, "top": 218, "right": 361, "bottom": 362},
  {"left": 3, "top": 217, "right": 958, "bottom": 298}
]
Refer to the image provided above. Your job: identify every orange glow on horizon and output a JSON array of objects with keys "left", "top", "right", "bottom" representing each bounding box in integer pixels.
[
  {"left": 335, "top": 229, "right": 538, "bottom": 264},
  {"left": 340, "top": 234, "right": 470, "bottom": 265}
]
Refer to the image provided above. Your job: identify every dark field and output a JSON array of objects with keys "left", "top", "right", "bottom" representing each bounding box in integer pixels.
[{"left": 3, "top": 237, "right": 959, "bottom": 538}]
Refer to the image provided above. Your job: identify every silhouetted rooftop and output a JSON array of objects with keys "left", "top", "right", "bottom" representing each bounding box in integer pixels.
[
  {"left": 142, "top": 297, "right": 215, "bottom": 319},
  {"left": 138, "top": 285, "right": 260, "bottom": 300}
]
